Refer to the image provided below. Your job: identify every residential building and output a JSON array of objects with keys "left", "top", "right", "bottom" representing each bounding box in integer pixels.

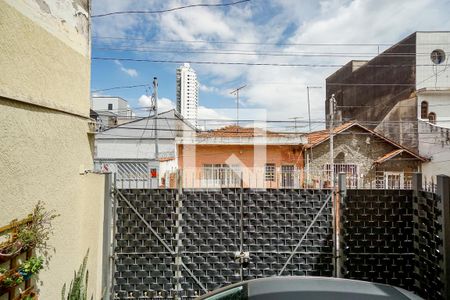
[
  {"left": 304, "top": 122, "right": 426, "bottom": 189},
  {"left": 94, "top": 109, "right": 196, "bottom": 188},
  {"left": 176, "top": 63, "right": 199, "bottom": 128},
  {"left": 177, "top": 126, "right": 306, "bottom": 188},
  {"left": 91, "top": 96, "right": 135, "bottom": 130},
  {"left": 0, "top": 1, "right": 105, "bottom": 299},
  {"left": 326, "top": 31, "right": 450, "bottom": 150}
]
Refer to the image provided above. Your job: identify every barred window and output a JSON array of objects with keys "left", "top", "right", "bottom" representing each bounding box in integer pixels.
[{"left": 265, "top": 163, "right": 275, "bottom": 181}]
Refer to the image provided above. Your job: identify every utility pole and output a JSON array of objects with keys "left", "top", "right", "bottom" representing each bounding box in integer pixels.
[
  {"left": 307, "top": 86, "right": 322, "bottom": 133},
  {"left": 329, "top": 93, "right": 337, "bottom": 277},
  {"left": 230, "top": 85, "right": 246, "bottom": 127},
  {"left": 153, "top": 77, "right": 159, "bottom": 161},
  {"left": 329, "top": 94, "right": 336, "bottom": 189}
]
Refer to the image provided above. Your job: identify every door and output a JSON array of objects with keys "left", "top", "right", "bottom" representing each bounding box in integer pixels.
[
  {"left": 281, "top": 165, "right": 295, "bottom": 188},
  {"left": 385, "top": 172, "right": 403, "bottom": 189}
]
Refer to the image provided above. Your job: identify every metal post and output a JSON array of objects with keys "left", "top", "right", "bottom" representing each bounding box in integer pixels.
[
  {"left": 153, "top": 77, "right": 159, "bottom": 161},
  {"left": 329, "top": 94, "right": 336, "bottom": 189},
  {"left": 240, "top": 191, "right": 244, "bottom": 281},
  {"left": 174, "top": 170, "right": 183, "bottom": 299},
  {"left": 336, "top": 172, "right": 347, "bottom": 278},
  {"left": 329, "top": 94, "right": 336, "bottom": 277},
  {"left": 436, "top": 175, "right": 450, "bottom": 299},
  {"left": 230, "top": 85, "right": 246, "bottom": 127},
  {"left": 110, "top": 173, "right": 117, "bottom": 299},
  {"left": 102, "top": 173, "right": 113, "bottom": 298}
]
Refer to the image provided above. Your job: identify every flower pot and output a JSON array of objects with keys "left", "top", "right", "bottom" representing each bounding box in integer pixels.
[{"left": 0, "top": 242, "right": 23, "bottom": 263}]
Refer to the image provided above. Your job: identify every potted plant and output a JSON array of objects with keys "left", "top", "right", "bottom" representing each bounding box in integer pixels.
[
  {"left": 0, "top": 202, "right": 58, "bottom": 264},
  {"left": 17, "top": 201, "right": 59, "bottom": 252},
  {"left": 0, "top": 270, "right": 24, "bottom": 294},
  {"left": 18, "top": 256, "right": 44, "bottom": 280},
  {"left": 0, "top": 236, "right": 24, "bottom": 263}
]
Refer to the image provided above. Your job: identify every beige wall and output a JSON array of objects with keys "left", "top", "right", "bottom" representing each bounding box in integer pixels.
[
  {"left": 0, "top": 99, "right": 105, "bottom": 300},
  {"left": 0, "top": 0, "right": 91, "bottom": 117},
  {"left": 0, "top": 0, "right": 105, "bottom": 299}
]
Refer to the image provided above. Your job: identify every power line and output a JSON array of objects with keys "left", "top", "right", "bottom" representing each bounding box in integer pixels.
[
  {"left": 92, "top": 57, "right": 441, "bottom": 68},
  {"left": 92, "top": 0, "right": 250, "bottom": 18},
  {"left": 92, "top": 84, "right": 150, "bottom": 93},
  {"left": 92, "top": 35, "right": 450, "bottom": 47},
  {"left": 92, "top": 46, "right": 439, "bottom": 58}
]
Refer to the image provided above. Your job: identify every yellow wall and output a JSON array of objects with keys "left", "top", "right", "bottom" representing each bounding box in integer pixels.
[
  {"left": 0, "top": 0, "right": 91, "bottom": 117},
  {"left": 0, "top": 99, "right": 105, "bottom": 300},
  {"left": 0, "top": 0, "right": 105, "bottom": 299}
]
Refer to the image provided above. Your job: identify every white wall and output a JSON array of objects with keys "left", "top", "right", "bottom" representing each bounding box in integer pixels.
[
  {"left": 417, "top": 92, "right": 450, "bottom": 128},
  {"left": 416, "top": 32, "right": 450, "bottom": 90},
  {"left": 96, "top": 139, "right": 175, "bottom": 159},
  {"left": 91, "top": 96, "right": 131, "bottom": 117},
  {"left": 419, "top": 120, "right": 450, "bottom": 178}
]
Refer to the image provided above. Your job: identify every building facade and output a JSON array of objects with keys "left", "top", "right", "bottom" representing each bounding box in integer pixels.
[
  {"left": 95, "top": 109, "right": 195, "bottom": 188},
  {"left": 177, "top": 126, "right": 305, "bottom": 188},
  {"left": 91, "top": 96, "right": 135, "bottom": 130},
  {"left": 304, "top": 122, "right": 425, "bottom": 189},
  {"left": 0, "top": 1, "right": 105, "bottom": 299},
  {"left": 326, "top": 31, "right": 450, "bottom": 150},
  {"left": 176, "top": 63, "right": 199, "bottom": 128}
]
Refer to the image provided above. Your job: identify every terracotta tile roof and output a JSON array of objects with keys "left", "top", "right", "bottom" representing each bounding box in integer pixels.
[
  {"left": 305, "top": 121, "right": 427, "bottom": 162},
  {"left": 197, "top": 125, "right": 282, "bottom": 138},
  {"left": 158, "top": 157, "right": 175, "bottom": 162},
  {"left": 306, "top": 122, "right": 356, "bottom": 147},
  {"left": 374, "top": 149, "right": 404, "bottom": 164}
]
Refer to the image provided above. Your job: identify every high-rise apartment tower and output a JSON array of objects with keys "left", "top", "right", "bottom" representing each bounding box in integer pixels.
[{"left": 176, "top": 63, "right": 199, "bottom": 127}]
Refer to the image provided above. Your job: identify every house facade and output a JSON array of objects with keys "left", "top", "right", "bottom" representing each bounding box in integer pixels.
[
  {"left": 177, "top": 126, "right": 305, "bottom": 188},
  {"left": 304, "top": 122, "right": 426, "bottom": 189},
  {"left": 94, "top": 109, "right": 195, "bottom": 188}
]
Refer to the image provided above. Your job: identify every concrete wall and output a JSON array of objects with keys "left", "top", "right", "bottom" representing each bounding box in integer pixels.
[
  {"left": 418, "top": 120, "right": 450, "bottom": 178},
  {"left": 417, "top": 92, "right": 450, "bottom": 128},
  {"left": 416, "top": 32, "right": 450, "bottom": 90},
  {"left": 91, "top": 96, "right": 132, "bottom": 117},
  {"left": 326, "top": 33, "right": 416, "bottom": 129},
  {"left": 0, "top": 0, "right": 90, "bottom": 117},
  {"left": 95, "top": 139, "right": 175, "bottom": 160},
  {"left": 0, "top": 1, "right": 105, "bottom": 299}
]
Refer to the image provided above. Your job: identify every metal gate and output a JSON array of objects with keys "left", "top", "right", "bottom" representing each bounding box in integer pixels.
[{"left": 111, "top": 188, "right": 333, "bottom": 299}]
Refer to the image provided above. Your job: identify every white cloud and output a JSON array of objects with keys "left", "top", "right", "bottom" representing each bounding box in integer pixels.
[
  {"left": 199, "top": 84, "right": 219, "bottom": 93},
  {"left": 93, "top": 0, "right": 450, "bottom": 125},
  {"left": 198, "top": 106, "right": 229, "bottom": 120},
  {"left": 138, "top": 95, "right": 175, "bottom": 113},
  {"left": 114, "top": 60, "right": 138, "bottom": 77}
]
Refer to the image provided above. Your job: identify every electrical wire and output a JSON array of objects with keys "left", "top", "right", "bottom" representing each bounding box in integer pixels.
[
  {"left": 92, "top": 0, "right": 250, "bottom": 18},
  {"left": 92, "top": 35, "right": 450, "bottom": 47},
  {"left": 92, "top": 56, "right": 444, "bottom": 68},
  {"left": 92, "top": 84, "right": 150, "bottom": 93}
]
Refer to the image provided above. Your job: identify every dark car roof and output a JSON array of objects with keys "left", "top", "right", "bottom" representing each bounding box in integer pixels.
[{"left": 197, "top": 277, "right": 423, "bottom": 300}]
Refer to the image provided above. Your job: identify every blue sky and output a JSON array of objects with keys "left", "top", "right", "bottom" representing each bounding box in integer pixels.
[{"left": 91, "top": 0, "right": 450, "bottom": 128}]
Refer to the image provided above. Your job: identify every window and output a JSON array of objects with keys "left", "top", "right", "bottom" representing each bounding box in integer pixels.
[
  {"left": 323, "top": 164, "right": 358, "bottom": 188},
  {"left": 428, "top": 112, "right": 436, "bottom": 124},
  {"left": 265, "top": 164, "right": 275, "bottom": 181},
  {"left": 202, "top": 164, "right": 241, "bottom": 187},
  {"left": 421, "top": 101, "right": 428, "bottom": 119},
  {"left": 108, "top": 103, "right": 113, "bottom": 110},
  {"left": 431, "top": 49, "right": 446, "bottom": 65},
  {"left": 281, "top": 165, "right": 295, "bottom": 188}
]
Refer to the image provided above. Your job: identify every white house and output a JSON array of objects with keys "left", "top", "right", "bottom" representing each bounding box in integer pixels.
[{"left": 94, "top": 109, "right": 196, "bottom": 188}]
